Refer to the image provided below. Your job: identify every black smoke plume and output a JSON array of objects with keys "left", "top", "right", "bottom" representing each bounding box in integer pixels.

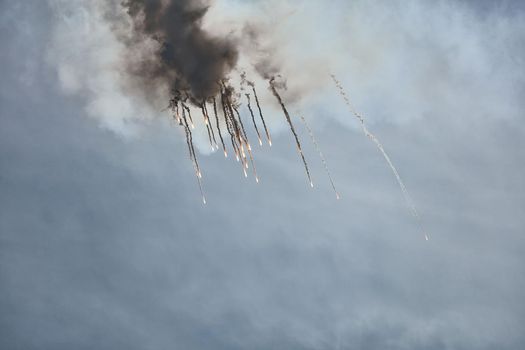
[{"left": 124, "top": 0, "right": 239, "bottom": 101}]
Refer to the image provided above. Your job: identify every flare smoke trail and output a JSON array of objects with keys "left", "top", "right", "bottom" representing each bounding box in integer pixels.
[
  {"left": 203, "top": 103, "right": 218, "bottom": 149},
  {"left": 233, "top": 106, "right": 251, "bottom": 151},
  {"left": 331, "top": 75, "right": 428, "bottom": 240},
  {"left": 201, "top": 106, "right": 215, "bottom": 150},
  {"left": 182, "top": 103, "right": 195, "bottom": 129},
  {"left": 250, "top": 83, "right": 272, "bottom": 146},
  {"left": 269, "top": 77, "right": 313, "bottom": 188},
  {"left": 245, "top": 93, "right": 263, "bottom": 146},
  {"left": 181, "top": 107, "right": 201, "bottom": 179},
  {"left": 300, "top": 115, "right": 340, "bottom": 200},
  {"left": 212, "top": 97, "right": 227, "bottom": 157},
  {"left": 180, "top": 107, "right": 206, "bottom": 204}
]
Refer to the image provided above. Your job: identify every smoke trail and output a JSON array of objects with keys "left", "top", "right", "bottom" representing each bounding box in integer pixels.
[
  {"left": 181, "top": 107, "right": 201, "bottom": 178},
  {"left": 246, "top": 147, "right": 260, "bottom": 183},
  {"left": 212, "top": 97, "right": 227, "bottom": 157},
  {"left": 250, "top": 84, "right": 272, "bottom": 146},
  {"left": 203, "top": 103, "right": 218, "bottom": 149},
  {"left": 331, "top": 75, "right": 428, "bottom": 240},
  {"left": 220, "top": 87, "right": 241, "bottom": 162},
  {"left": 245, "top": 93, "right": 263, "bottom": 146},
  {"left": 180, "top": 106, "right": 206, "bottom": 204},
  {"left": 233, "top": 106, "right": 251, "bottom": 151},
  {"left": 269, "top": 78, "right": 313, "bottom": 188},
  {"left": 300, "top": 115, "right": 340, "bottom": 200},
  {"left": 182, "top": 103, "right": 195, "bottom": 129},
  {"left": 201, "top": 105, "right": 215, "bottom": 150}
]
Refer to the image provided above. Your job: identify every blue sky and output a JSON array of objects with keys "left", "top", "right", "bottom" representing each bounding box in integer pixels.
[{"left": 1, "top": 1, "right": 524, "bottom": 349}]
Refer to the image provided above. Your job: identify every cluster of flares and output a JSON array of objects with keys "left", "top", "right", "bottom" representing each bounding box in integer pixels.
[
  {"left": 167, "top": 73, "right": 426, "bottom": 240},
  {"left": 167, "top": 74, "right": 341, "bottom": 204},
  {"left": 168, "top": 77, "right": 276, "bottom": 203}
]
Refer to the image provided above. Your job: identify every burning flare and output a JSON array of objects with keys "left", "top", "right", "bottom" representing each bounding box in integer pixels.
[{"left": 269, "top": 77, "right": 313, "bottom": 188}]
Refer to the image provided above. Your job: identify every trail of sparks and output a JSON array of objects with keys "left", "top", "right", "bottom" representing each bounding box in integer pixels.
[
  {"left": 232, "top": 106, "right": 250, "bottom": 176},
  {"left": 220, "top": 86, "right": 242, "bottom": 163},
  {"left": 331, "top": 74, "right": 427, "bottom": 240},
  {"left": 181, "top": 108, "right": 202, "bottom": 178},
  {"left": 203, "top": 103, "right": 218, "bottom": 149},
  {"left": 212, "top": 97, "right": 227, "bottom": 157},
  {"left": 201, "top": 105, "right": 215, "bottom": 151},
  {"left": 269, "top": 78, "right": 313, "bottom": 188},
  {"left": 245, "top": 93, "right": 263, "bottom": 146},
  {"left": 247, "top": 146, "right": 259, "bottom": 183},
  {"left": 233, "top": 106, "right": 251, "bottom": 151},
  {"left": 182, "top": 103, "right": 195, "bottom": 129},
  {"left": 300, "top": 115, "right": 340, "bottom": 199},
  {"left": 223, "top": 82, "right": 253, "bottom": 178},
  {"left": 180, "top": 107, "right": 206, "bottom": 204},
  {"left": 250, "top": 84, "right": 272, "bottom": 146}
]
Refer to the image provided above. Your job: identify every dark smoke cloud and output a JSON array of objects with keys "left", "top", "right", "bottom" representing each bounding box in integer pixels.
[{"left": 124, "top": 0, "right": 239, "bottom": 101}]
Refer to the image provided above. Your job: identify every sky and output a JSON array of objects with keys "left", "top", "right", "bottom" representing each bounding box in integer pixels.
[{"left": 1, "top": 1, "right": 524, "bottom": 349}]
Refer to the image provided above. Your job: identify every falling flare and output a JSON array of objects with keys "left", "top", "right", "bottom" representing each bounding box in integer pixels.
[
  {"left": 165, "top": 74, "right": 351, "bottom": 203},
  {"left": 245, "top": 93, "right": 263, "bottom": 147},
  {"left": 269, "top": 77, "right": 313, "bottom": 188},
  {"left": 233, "top": 106, "right": 250, "bottom": 149},
  {"left": 203, "top": 103, "right": 218, "bottom": 148},
  {"left": 178, "top": 104, "right": 206, "bottom": 203},
  {"left": 250, "top": 83, "right": 272, "bottom": 146},
  {"left": 182, "top": 103, "right": 195, "bottom": 129},
  {"left": 331, "top": 74, "right": 427, "bottom": 239},
  {"left": 247, "top": 146, "right": 259, "bottom": 183},
  {"left": 300, "top": 115, "right": 340, "bottom": 199},
  {"left": 212, "top": 97, "right": 227, "bottom": 157}
]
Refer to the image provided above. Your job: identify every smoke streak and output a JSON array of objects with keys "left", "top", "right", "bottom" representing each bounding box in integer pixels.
[
  {"left": 212, "top": 97, "right": 227, "bottom": 157},
  {"left": 181, "top": 106, "right": 201, "bottom": 178},
  {"left": 201, "top": 105, "right": 215, "bottom": 150},
  {"left": 233, "top": 106, "right": 251, "bottom": 151},
  {"left": 180, "top": 106, "right": 206, "bottom": 204},
  {"left": 182, "top": 103, "right": 195, "bottom": 129},
  {"left": 245, "top": 93, "right": 263, "bottom": 146},
  {"left": 247, "top": 146, "right": 260, "bottom": 183},
  {"left": 331, "top": 75, "right": 427, "bottom": 240},
  {"left": 220, "top": 86, "right": 241, "bottom": 162},
  {"left": 269, "top": 78, "right": 313, "bottom": 188},
  {"left": 203, "top": 103, "right": 218, "bottom": 148},
  {"left": 250, "top": 84, "right": 272, "bottom": 146},
  {"left": 300, "top": 115, "right": 340, "bottom": 199}
]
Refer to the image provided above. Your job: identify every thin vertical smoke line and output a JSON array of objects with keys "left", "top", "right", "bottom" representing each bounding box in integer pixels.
[
  {"left": 202, "top": 106, "right": 215, "bottom": 151},
  {"left": 233, "top": 106, "right": 251, "bottom": 150},
  {"left": 182, "top": 103, "right": 195, "bottom": 129},
  {"left": 212, "top": 97, "right": 227, "bottom": 157},
  {"left": 269, "top": 78, "right": 313, "bottom": 188},
  {"left": 251, "top": 84, "right": 272, "bottom": 146},
  {"left": 245, "top": 93, "right": 262, "bottom": 146},
  {"left": 300, "top": 115, "right": 340, "bottom": 199},
  {"left": 180, "top": 105, "right": 206, "bottom": 204},
  {"left": 203, "top": 102, "right": 218, "bottom": 148},
  {"left": 331, "top": 74, "right": 428, "bottom": 240}
]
